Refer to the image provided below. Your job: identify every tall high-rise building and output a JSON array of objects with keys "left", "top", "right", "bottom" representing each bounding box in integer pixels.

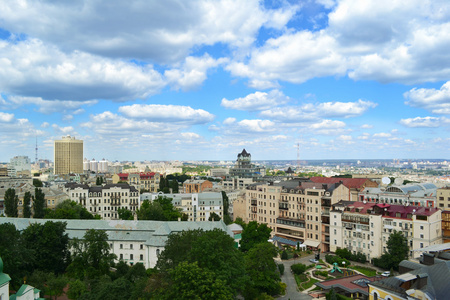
[{"left": 54, "top": 135, "right": 83, "bottom": 175}]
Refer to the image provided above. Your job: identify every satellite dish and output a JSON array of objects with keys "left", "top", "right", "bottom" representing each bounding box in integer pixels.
[
  {"left": 394, "top": 178, "right": 403, "bottom": 185},
  {"left": 382, "top": 177, "right": 390, "bottom": 185}
]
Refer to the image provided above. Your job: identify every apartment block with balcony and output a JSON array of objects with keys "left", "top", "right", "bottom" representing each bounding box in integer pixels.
[
  {"left": 241, "top": 179, "right": 350, "bottom": 252},
  {"left": 67, "top": 183, "right": 140, "bottom": 220},
  {"left": 330, "top": 201, "right": 442, "bottom": 261}
]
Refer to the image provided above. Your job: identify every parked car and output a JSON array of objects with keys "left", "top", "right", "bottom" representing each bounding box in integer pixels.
[
  {"left": 309, "top": 258, "right": 319, "bottom": 264},
  {"left": 381, "top": 271, "right": 390, "bottom": 277}
]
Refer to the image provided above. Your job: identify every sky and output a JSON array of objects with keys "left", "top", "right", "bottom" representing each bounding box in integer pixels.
[{"left": 0, "top": 0, "right": 450, "bottom": 162}]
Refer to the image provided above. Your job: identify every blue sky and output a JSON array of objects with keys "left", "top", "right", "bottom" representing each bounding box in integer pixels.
[{"left": 0, "top": 0, "right": 449, "bottom": 162}]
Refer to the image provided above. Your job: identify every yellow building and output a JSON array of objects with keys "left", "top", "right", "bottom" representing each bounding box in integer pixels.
[{"left": 54, "top": 135, "right": 83, "bottom": 175}]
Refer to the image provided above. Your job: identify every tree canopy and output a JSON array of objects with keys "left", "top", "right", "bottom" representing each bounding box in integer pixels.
[
  {"left": 137, "top": 197, "right": 187, "bottom": 221},
  {"left": 32, "top": 187, "right": 46, "bottom": 218},
  {"left": 373, "top": 230, "right": 409, "bottom": 270},
  {"left": 239, "top": 221, "right": 272, "bottom": 252},
  {"left": 45, "top": 200, "right": 95, "bottom": 219},
  {"left": 4, "top": 188, "right": 18, "bottom": 217}
]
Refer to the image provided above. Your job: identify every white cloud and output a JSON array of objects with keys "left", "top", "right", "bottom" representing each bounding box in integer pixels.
[
  {"left": 41, "top": 122, "right": 50, "bottom": 128},
  {"left": 2, "top": 95, "right": 97, "bottom": 114},
  {"left": 118, "top": 104, "right": 214, "bottom": 124},
  {"left": 373, "top": 132, "right": 392, "bottom": 138},
  {"left": 0, "top": 112, "right": 14, "bottom": 122},
  {"left": 221, "top": 90, "right": 289, "bottom": 111},
  {"left": 404, "top": 81, "right": 450, "bottom": 114},
  {"left": 165, "top": 54, "right": 228, "bottom": 91},
  {"left": 0, "top": 0, "right": 297, "bottom": 64},
  {"left": 0, "top": 39, "right": 165, "bottom": 102},
  {"left": 361, "top": 124, "right": 373, "bottom": 129},
  {"left": 399, "top": 116, "right": 449, "bottom": 128},
  {"left": 223, "top": 117, "right": 236, "bottom": 125},
  {"left": 51, "top": 124, "right": 76, "bottom": 135},
  {"left": 260, "top": 99, "right": 375, "bottom": 122},
  {"left": 235, "top": 119, "right": 276, "bottom": 133}
]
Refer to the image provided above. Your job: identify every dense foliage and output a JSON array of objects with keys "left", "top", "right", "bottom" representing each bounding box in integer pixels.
[
  {"left": 45, "top": 200, "right": 96, "bottom": 219},
  {"left": 4, "top": 188, "right": 18, "bottom": 217},
  {"left": 335, "top": 248, "right": 367, "bottom": 263},
  {"left": 137, "top": 197, "right": 188, "bottom": 221},
  {"left": 373, "top": 230, "right": 409, "bottom": 270},
  {"left": 239, "top": 221, "right": 271, "bottom": 252}
]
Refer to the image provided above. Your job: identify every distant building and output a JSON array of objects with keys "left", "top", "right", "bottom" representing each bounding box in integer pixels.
[
  {"left": 208, "top": 168, "right": 229, "bottom": 177},
  {"left": 54, "top": 135, "right": 83, "bottom": 175},
  {"left": 142, "top": 192, "right": 224, "bottom": 221},
  {"left": 228, "top": 149, "right": 265, "bottom": 179},
  {"left": 437, "top": 187, "right": 450, "bottom": 210},
  {"left": 359, "top": 183, "right": 437, "bottom": 207},
  {"left": 183, "top": 179, "right": 213, "bottom": 193},
  {"left": 310, "top": 177, "right": 378, "bottom": 201},
  {"left": 66, "top": 183, "right": 140, "bottom": 220},
  {"left": 8, "top": 156, "right": 31, "bottom": 177},
  {"left": 112, "top": 172, "right": 160, "bottom": 192}
]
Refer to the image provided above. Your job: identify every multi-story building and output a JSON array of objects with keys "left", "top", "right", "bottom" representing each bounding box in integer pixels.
[
  {"left": 112, "top": 172, "right": 160, "bottom": 192},
  {"left": 183, "top": 179, "right": 213, "bottom": 193},
  {"left": 330, "top": 201, "right": 442, "bottom": 260},
  {"left": 0, "top": 217, "right": 233, "bottom": 269},
  {"left": 359, "top": 183, "right": 437, "bottom": 207},
  {"left": 141, "top": 192, "right": 224, "bottom": 222},
  {"left": 222, "top": 149, "right": 265, "bottom": 191},
  {"left": 310, "top": 177, "right": 378, "bottom": 201},
  {"left": 442, "top": 210, "right": 450, "bottom": 243},
  {"left": 54, "top": 135, "right": 83, "bottom": 175},
  {"left": 239, "top": 179, "right": 350, "bottom": 252},
  {"left": 66, "top": 183, "right": 140, "bottom": 219},
  {"left": 437, "top": 187, "right": 450, "bottom": 210},
  {"left": 8, "top": 156, "right": 31, "bottom": 177}
]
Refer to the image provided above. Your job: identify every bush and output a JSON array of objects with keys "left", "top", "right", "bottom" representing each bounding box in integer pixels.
[
  {"left": 314, "top": 270, "right": 328, "bottom": 277},
  {"left": 281, "top": 250, "right": 288, "bottom": 260},
  {"left": 293, "top": 253, "right": 299, "bottom": 259},
  {"left": 278, "top": 263, "right": 285, "bottom": 275},
  {"left": 325, "top": 254, "right": 350, "bottom": 267},
  {"left": 291, "top": 263, "right": 307, "bottom": 275},
  {"left": 335, "top": 248, "right": 352, "bottom": 260}
]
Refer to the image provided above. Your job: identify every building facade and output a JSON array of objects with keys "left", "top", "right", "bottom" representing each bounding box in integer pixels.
[
  {"left": 8, "top": 156, "right": 31, "bottom": 177},
  {"left": 437, "top": 187, "right": 450, "bottom": 210},
  {"left": 54, "top": 135, "right": 83, "bottom": 175},
  {"left": 0, "top": 217, "right": 233, "bottom": 269},
  {"left": 112, "top": 172, "right": 160, "bottom": 192},
  {"left": 141, "top": 192, "right": 224, "bottom": 222},
  {"left": 183, "top": 179, "right": 213, "bottom": 193},
  {"left": 330, "top": 201, "right": 442, "bottom": 260},
  {"left": 66, "top": 183, "right": 140, "bottom": 220}
]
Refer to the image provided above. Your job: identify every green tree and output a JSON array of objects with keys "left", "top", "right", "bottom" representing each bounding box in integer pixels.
[
  {"left": 167, "top": 261, "right": 234, "bottom": 300},
  {"left": 23, "top": 191, "right": 32, "bottom": 218},
  {"left": 67, "top": 279, "right": 87, "bottom": 300},
  {"left": 137, "top": 197, "right": 186, "bottom": 221},
  {"left": 45, "top": 200, "right": 95, "bottom": 219},
  {"left": 47, "top": 273, "right": 68, "bottom": 300},
  {"left": 240, "top": 221, "right": 272, "bottom": 252},
  {"left": 245, "top": 242, "right": 281, "bottom": 296},
  {"left": 221, "top": 191, "right": 232, "bottom": 225},
  {"left": 157, "top": 228, "right": 246, "bottom": 296},
  {"left": 96, "top": 177, "right": 101, "bottom": 185},
  {"left": 22, "top": 221, "right": 70, "bottom": 274},
  {"left": 386, "top": 230, "right": 409, "bottom": 269},
  {"left": 32, "top": 187, "right": 46, "bottom": 218},
  {"left": 208, "top": 212, "right": 221, "bottom": 221},
  {"left": 0, "top": 223, "right": 29, "bottom": 288},
  {"left": 170, "top": 179, "right": 179, "bottom": 193},
  {"left": 4, "top": 188, "right": 18, "bottom": 217},
  {"left": 33, "top": 178, "right": 43, "bottom": 187},
  {"left": 118, "top": 207, "right": 134, "bottom": 220},
  {"left": 68, "top": 229, "right": 116, "bottom": 279}
]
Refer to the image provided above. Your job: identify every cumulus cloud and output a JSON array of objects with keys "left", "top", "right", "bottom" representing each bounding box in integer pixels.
[
  {"left": 2, "top": 95, "right": 97, "bottom": 114},
  {"left": 221, "top": 90, "right": 289, "bottom": 111},
  {"left": 0, "top": 112, "right": 14, "bottom": 122},
  {"left": 0, "top": 39, "right": 165, "bottom": 102},
  {"left": 165, "top": 54, "right": 228, "bottom": 91},
  {"left": 399, "top": 116, "right": 449, "bottom": 128},
  {"left": 0, "top": 0, "right": 298, "bottom": 64},
  {"left": 361, "top": 124, "right": 373, "bottom": 129},
  {"left": 118, "top": 104, "right": 214, "bottom": 124},
  {"left": 404, "top": 81, "right": 450, "bottom": 114},
  {"left": 260, "top": 99, "right": 375, "bottom": 121}
]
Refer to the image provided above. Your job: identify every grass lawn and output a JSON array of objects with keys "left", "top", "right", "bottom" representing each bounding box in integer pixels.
[
  {"left": 348, "top": 265, "right": 377, "bottom": 277},
  {"left": 299, "top": 277, "right": 319, "bottom": 291}
]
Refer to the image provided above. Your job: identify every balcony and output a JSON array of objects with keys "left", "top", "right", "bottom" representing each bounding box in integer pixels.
[
  {"left": 277, "top": 217, "right": 305, "bottom": 228},
  {"left": 251, "top": 207, "right": 257, "bottom": 213},
  {"left": 251, "top": 199, "right": 257, "bottom": 206},
  {"left": 110, "top": 199, "right": 121, "bottom": 206},
  {"left": 277, "top": 227, "right": 304, "bottom": 238}
]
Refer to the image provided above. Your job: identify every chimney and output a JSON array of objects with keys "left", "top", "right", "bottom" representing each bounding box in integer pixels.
[{"left": 415, "top": 274, "right": 428, "bottom": 289}]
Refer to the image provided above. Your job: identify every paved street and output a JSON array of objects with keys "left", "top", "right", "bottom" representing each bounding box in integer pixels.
[{"left": 275, "top": 254, "right": 315, "bottom": 300}]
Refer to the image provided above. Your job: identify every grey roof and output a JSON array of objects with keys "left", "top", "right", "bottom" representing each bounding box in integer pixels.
[
  {"left": 0, "top": 218, "right": 232, "bottom": 248},
  {"left": 412, "top": 243, "right": 450, "bottom": 252},
  {"left": 370, "top": 260, "right": 450, "bottom": 300}
]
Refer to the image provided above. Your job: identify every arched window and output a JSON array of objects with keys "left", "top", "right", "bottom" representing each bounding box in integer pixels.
[{"left": 156, "top": 249, "right": 160, "bottom": 256}]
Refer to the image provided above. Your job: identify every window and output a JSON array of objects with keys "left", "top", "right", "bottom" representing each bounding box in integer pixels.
[
  {"left": 334, "top": 229, "right": 337, "bottom": 234},
  {"left": 130, "top": 244, "right": 133, "bottom": 249},
  {"left": 420, "top": 243, "right": 424, "bottom": 248},
  {"left": 140, "top": 244, "right": 144, "bottom": 250},
  {"left": 120, "top": 244, "right": 123, "bottom": 249},
  {"left": 420, "top": 234, "right": 424, "bottom": 239},
  {"left": 334, "top": 240, "right": 337, "bottom": 245},
  {"left": 420, "top": 226, "right": 424, "bottom": 230},
  {"left": 130, "top": 254, "right": 133, "bottom": 260},
  {"left": 140, "top": 254, "right": 143, "bottom": 260},
  {"left": 120, "top": 254, "right": 123, "bottom": 260},
  {"left": 156, "top": 249, "right": 160, "bottom": 256}
]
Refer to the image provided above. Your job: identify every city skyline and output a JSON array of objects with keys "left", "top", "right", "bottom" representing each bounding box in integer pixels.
[{"left": 0, "top": 1, "right": 450, "bottom": 161}]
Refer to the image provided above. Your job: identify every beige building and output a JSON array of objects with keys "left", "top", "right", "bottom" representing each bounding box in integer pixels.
[
  {"left": 330, "top": 201, "right": 442, "bottom": 260},
  {"left": 112, "top": 172, "right": 161, "bottom": 192},
  {"left": 238, "top": 179, "right": 350, "bottom": 252},
  {"left": 183, "top": 179, "right": 213, "bottom": 193},
  {"left": 437, "top": 187, "right": 450, "bottom": 210},
  {"left": 54, "top": 135, "right": 83, "bottom": 175}
]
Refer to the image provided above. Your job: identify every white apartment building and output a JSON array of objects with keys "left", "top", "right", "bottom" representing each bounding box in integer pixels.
[
  {"left": 141, "top": 192, "right": 224, "bottom": 221},
  {"left": 329, "top": 201, "right": 442, "bottom": 260},
  {"left": 8, "top": 156, "right": 31, "bottom": 177},
  {"left": 0, "top": 217, "right": 233, "bottom": 269},
  {"left": 66, "top": 183, "right": 140, "bottom": 220}
]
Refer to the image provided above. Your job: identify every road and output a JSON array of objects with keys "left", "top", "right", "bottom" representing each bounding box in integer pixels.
[{"left": 275, "top": 254, "right": 314, "bottom": 300}]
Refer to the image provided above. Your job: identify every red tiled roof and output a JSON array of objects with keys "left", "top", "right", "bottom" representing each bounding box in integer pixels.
[
  {"left": 316, "top": 274, "right": 382, "bottom": 294},
  {"left": 139, "top": 172, "right": 156, "bottom": 179},
  {"left": 310, "top": 177, "right": 373, "bottom": 190},
  {"left": 116, "top": 173, "right": 129, "bottom": 180},
  {"left": 345, "top": 201, "right": 440, "bottom": 218}
]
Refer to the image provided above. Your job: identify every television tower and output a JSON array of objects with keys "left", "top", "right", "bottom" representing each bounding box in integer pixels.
[{"left": 35, "top": 137, "right": 38, "bottom": 164}]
